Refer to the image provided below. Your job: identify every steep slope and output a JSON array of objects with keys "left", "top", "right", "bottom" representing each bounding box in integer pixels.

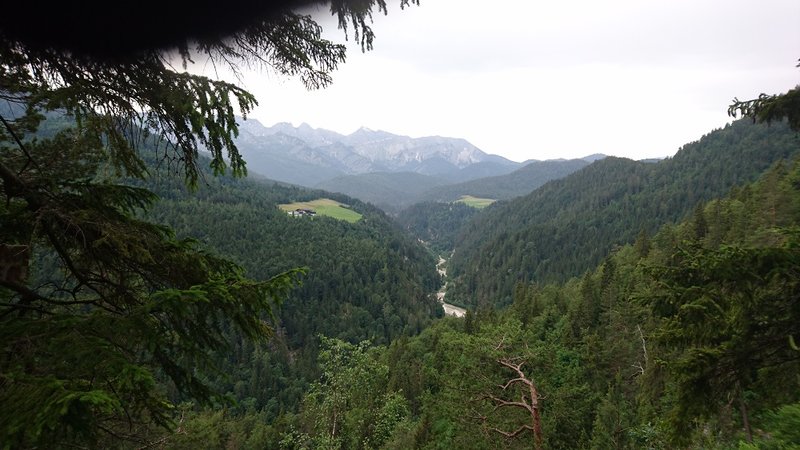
[
  {"left": 235, "top": 132, "right": 351, "bottom": 186},
  {"left": 316, "top": 171, "right": 448, "bottom": 212},
  {"left": 420, "top": 158, "right": 591, "bottom": 202},
  {"left": 448, "top": 119, "right": 800, "bottom": 308},
  {"left": 315, "top": 158, "right": 590, "bottom": 212},
  {"left": 146, "top": 171, "right": 442, "bottom": 341},
  {"left": 395, "top": 201, "right": 482, "bottom": 254},
  {"left": 372, "top": 159, "right": 800, "bottom": 450},
  {"left": 139, "top": 159, "right": 442, "bottom": 416}
]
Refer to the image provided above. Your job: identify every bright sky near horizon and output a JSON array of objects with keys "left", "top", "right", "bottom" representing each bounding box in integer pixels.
[{"left": 196, "top": 0, "right": 799, "bottom": 162}]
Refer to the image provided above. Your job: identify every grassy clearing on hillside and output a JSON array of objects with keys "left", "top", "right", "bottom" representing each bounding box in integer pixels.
[
  {"left": 279, "top": 198, "right": 362, "bottom": 223},
  {"left": 456, "top": 195, "right": 496, "bottom": 209}
]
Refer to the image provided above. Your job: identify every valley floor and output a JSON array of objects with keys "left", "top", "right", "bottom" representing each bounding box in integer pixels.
[{"left": 437, "top": 257, "right": 466, "bottom": 317}]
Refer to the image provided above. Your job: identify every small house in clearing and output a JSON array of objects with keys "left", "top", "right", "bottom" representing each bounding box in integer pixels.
[{"left": 288, "top": 208, "right": 316, "bottom": 217}]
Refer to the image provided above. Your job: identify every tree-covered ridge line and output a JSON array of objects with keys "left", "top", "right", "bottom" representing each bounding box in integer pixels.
[
  {"left": 315, "top": 171, "right": 450, "bottom": 213},
  {"left": 312, "top": 158, "right": 591, "bottom": 213},
  {"left": 144, "top": 165, "right": 442, "bottom": 345},
  {"left": 163, "top": 154, "right": 799, "bottom": 449},
  {"left": 448, "top": 118, "right": 800, "bottom": 309},
  {"left": 417, "top": 158, "right": 591, "bottom": 204}
]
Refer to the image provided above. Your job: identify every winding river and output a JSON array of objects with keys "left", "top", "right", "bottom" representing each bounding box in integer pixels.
[{"left": 437, "top": 257, "right": 466, "bottom": 317}]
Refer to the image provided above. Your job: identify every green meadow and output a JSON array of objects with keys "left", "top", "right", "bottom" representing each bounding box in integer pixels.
[
  {"left": 279, "top": 198, "right": 362, "bottom": 223},
  {"left": 456, "top": 195, "right": 496, "bottom": 209}
]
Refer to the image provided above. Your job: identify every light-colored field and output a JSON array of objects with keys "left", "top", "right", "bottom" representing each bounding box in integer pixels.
[
  {"left": 456, "top": 195, "right": 496, "bottom": 209},
  {"left": 279, "top": 198, "right": 362, "bottom": 223}
]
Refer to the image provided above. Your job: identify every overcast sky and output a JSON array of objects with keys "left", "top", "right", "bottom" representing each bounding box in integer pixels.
[{"left": 207, "top": 0, "right": 799, "bottom": 162}]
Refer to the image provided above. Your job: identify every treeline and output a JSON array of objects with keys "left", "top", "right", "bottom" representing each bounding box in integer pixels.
[
  {"left": 448, "top": 119, "right": 800, "bottom": 309},
  {"left": 153, "top": 154, "right": 800, "bottom": 449}
]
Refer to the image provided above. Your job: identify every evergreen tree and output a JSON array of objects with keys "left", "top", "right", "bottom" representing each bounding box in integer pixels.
[
  {"left": 651, "top": 238, "right": 800, "bottom": 445},
  {"left": 0, "top": 1, "right": 417, "bottom": 445}
]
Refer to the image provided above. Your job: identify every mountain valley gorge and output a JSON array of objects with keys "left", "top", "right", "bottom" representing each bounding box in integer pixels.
[
  {"left": 141, "top": 118, "right": 800, "bottom": 448},
  {"left": 4, "top": 112, "right": 800, "bottom": 449}
]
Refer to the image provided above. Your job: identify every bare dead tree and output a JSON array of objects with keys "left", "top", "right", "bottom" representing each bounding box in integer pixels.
[
  {"left": 632, "top": 324, "right": 648, "bottom": 376},
  {"left": 482, "top": 357, "right": 543, "bottom": 450}
]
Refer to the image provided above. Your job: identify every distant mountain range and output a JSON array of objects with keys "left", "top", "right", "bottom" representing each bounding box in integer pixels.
[
  {"left": 234, "top": 119, "right": 521, "bottom": 187},
  {"left": 234, "top": 119, "right": 612, "bottom": 211}
]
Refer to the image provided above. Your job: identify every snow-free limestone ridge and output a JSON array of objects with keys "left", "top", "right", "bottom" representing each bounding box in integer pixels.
[{"left": 233, "top": 118, "right": 521, "bottom": 187}]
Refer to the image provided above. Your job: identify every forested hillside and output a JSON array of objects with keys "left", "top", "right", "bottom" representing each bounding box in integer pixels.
[
  {"left": 418, "top": 158, "right": 590, "bottom": 203},
  {"left": 315, "top": 171, "right": 448, "bottom": 212},
  {"left": 135, "top": 160, "right": 442, "bottom": 418},
  {"left": 317, "top": 159, "right": 590, "bottom": 213},
  {"left": 448, "top": 119, "right": 799, "bottom": 308},
  {"left": 396, "top": 201, "right": 482, "bottom": 255}
]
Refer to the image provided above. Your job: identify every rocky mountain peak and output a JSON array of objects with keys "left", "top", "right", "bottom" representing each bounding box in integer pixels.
[{"left": 232, "top": 118, "right": 520, "bottom": 186}]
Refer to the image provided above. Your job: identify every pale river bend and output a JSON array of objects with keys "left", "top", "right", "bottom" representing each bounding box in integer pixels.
[{"left": 437, "top": 257, "right": 466, "bottom": 318}]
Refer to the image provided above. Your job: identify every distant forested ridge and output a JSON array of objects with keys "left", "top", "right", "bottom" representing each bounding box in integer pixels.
[
  {"left": 393, "top": 159, "right": 593, "bottom": 253},
  {"left": 448, "top": 119, "right": 799, "bottom": 308},
  {"left": 236, "top": 121, "right": 602, "bottom": 212},
  {"left": 316, "top": 171, "right": 448, "bottom": 212},
  {"left": 418, "top": 158, "right": 591, "bottom": 203},
  {"left": 316, "top": 158, "right": 591, "bottom": 213}
]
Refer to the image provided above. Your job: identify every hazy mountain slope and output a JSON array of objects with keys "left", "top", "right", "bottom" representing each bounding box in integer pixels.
[
  {"left": 235, "top": 132, "right": 350, "bottom": 186},
  {"left": 451, "top": 160, "right": 524, "bottom": 182},
  {"left": 316, "top": 158, "right": 591, "bottom": 212},
  {"left": 420, "top": 158, "right": 591, "bottom": 202},
  {"left": 316, "top": 171, "right": 448, "bottom": 212},
  {"left": 447, "top": 119, "right": 800, "bottom": 308}
]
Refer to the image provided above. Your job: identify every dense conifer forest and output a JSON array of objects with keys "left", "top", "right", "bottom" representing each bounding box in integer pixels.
[
  {"left": 448, "top": 119, "right": 800, "bottom": 309},
  {"left": 137, "top": 157, "right": 443, "bottom": 419},
  {"left": 2, "top": 0, "right": 799, "bottom": 448}
]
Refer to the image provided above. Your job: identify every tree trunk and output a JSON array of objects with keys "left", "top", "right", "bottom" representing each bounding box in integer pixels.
[{"left": 737, "top": 382, "right": 752, "bottom": 443}]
